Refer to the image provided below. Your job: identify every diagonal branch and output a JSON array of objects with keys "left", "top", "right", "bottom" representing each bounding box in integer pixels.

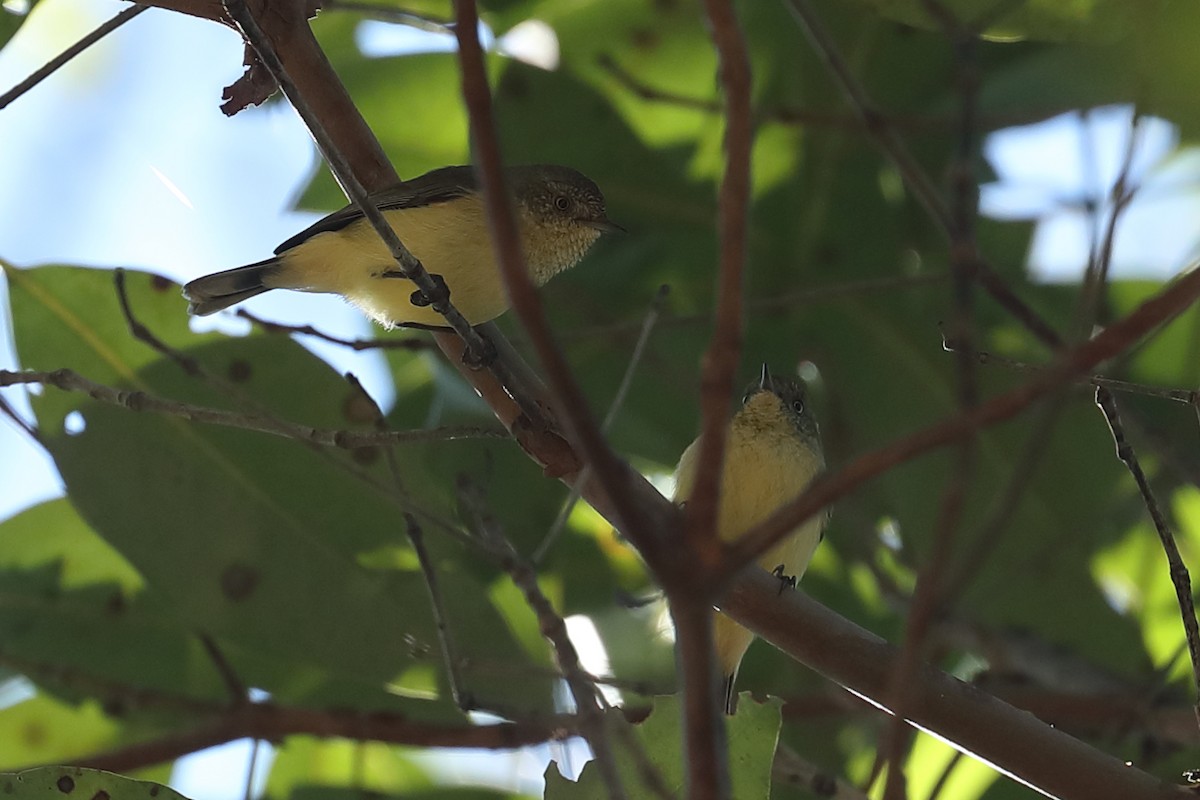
[
  {"left": 448, "top": 0, "right": 680, "bottom": 569},
  {"left": 719, "top": 568, "right": 1192, "bottom": 800},
  {"left": 722, "top": 261, "right": 1200, "bottom": 579},
  {"left": 782, "top": 0, "right": 1065, "bottom": 352},
  {"left": 0, "top": 5, "right": 148, "bottom": 111},
  {"left": 0, "top": 368, "right": 504, "bottom": 447},
  {"left": 1094, "top": 386, "right": 1200, "bottom": 732}
]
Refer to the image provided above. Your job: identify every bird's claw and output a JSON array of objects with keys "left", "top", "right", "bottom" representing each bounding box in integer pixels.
[
  {"left": 772, "top": 564, "right": 797, "bottom": 595},
  {"left": 406, "top": 273, "right": 449, "bottom": 309},
  {"left": 461, "top": 335, "right": 497, "bottom": 370}
]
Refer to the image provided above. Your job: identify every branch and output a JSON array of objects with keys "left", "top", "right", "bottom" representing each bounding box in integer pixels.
[
  {"left": 783, "top": 0, "right": 1065, "bottom": 352},
  {"left": 457, "top": 478, "right": 629, "bottom": 800},
  {"left": 0, "top": 5, "right": 148, "bottom": 111},
  {"left": 723, "top": 261, "right": 1200, "bottom": 578},
  {"left": 597, "top": 54, "right": 1097, "bottom": 135},
  {"left": 533, "top": 285, "right": 669, "bottom": 564},
  {"left": 221, "top": 0, "right": 494, "bottom": 366},
  {"left": 686, "top": 0, "right": 754, "bottom": 567},
  {"left": 449, "top": 0, "right": 680, "bottom": 569},
  {"left": 1094, "top": 387, "right": 1200, "bottom": 732},
  {"left": 664, "top": 3, "right": 756, "bottom": 796},
  {"left": 720, "top": 568, "right": 1192, "bottom": 800},
  {"left": 237, "top": 309, "right": 437, "bottom": 351},
  {"left": 0, "top": 368, "right": 505, "bottom": 447},
  {"left": 63, "top": 703, "right": 574, "bottom": 773}
]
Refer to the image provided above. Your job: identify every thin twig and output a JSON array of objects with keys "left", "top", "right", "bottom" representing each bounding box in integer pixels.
[
  {"left": 926, "top": 751, "right": 965, "bottom": 800},
  {"left": 343, "top": 368, "right": 475, "bottom": 711},
  {"left": 242, "top": 738, "right": 261, "bottom": 800},
  {"left": 115, "top": 268, "right": 204, "bottom": 378},
  {"left": 598, "top": 54, "right": 1096, "bottom": 135},
  {"left": 559, "top": 273, "right": 951, "bottom": 342},
  {"left": 784, "top": 0, "right": 950, "bottom": 231},
  {"left": 198, "top": 633, "right": 249, "bottom": 706},
  {"left": 0, "top": 369, "right": 506, "bottom": 447},
  {"left": 940, "top": 339, "right": 1200, "bottom": 404},
  {"left": 457, "top": 477, "right": 628, "bottom": 800},
  {"left": 318, "top": 0, "right": 452, "bottom": 31},
  {"left": 0, "top": 393, "right": 43, "bottom": 445},
  {"left": 782, "top": 0, "right": 1066, "bottom": 352},
  {"left": 533, "top": 285, "right": 669, "bottom": 564},
  {"left": 237, "top": 309, "right": 437, "bottom": 351},
  {"left": 1094, "top": 386, "right": 1200, "bottom": 732},
  {"left": 405, "top": 514, "right": 473, "bottom": 711},
  {"left": 0, "top": 5, "right": 148, "bottom": 111},
  {"left": 1073, "top": 110, "right": 1143, "bottom": 339},
  {"left": 722, "top": 260, "right": 1200, "bottom": 580},
  {"left": 939, "top": 395, "right": 1068, "bottom": 605}
]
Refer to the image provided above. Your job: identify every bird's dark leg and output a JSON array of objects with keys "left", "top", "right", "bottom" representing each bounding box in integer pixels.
[
  {"left": 396, "top": 272, "right": 448, "bottom": 309},
  {"left": 772, "top": 564, "right": 797, "bottom": 595},
  {"left": 380, "top": 271, "right": 493, "bottom": 368},
  {"left": 459, "top": 330, "right": 497, "bottom": 370}
]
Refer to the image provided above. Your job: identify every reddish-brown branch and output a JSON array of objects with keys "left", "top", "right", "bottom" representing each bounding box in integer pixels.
[
  {"left": 449, "top": 0, "right": 678, "bottom": 567},
  {"left": 686, "top": 0, "right": 754, "bottom": 567},
  {"left": 720, "top": 569, "right": 1192, "bottom": 800},
  {"left": 667, "top": 3, "right": 755, "bottom": 798},
  {"left": 670, "top": 596, "right": 730, "bottom": 800},
  {"left": 63, "top": 704, "right": 572, "bottom": 773},
  {"left": 723, "top": 263, "right": 1200, "bottom": 578}
]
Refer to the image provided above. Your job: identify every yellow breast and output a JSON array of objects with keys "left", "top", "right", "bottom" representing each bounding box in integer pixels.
[{"left": 269, "top": 195, "right": 599, "bottom": 328}]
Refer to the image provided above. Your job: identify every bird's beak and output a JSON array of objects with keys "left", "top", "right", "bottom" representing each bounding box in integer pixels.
[
  {"left": 759, "top": 363, "right": 772, "bottom": 391},
  {"left": 585, "top": 217, "right": 625, "bottom": 234}
]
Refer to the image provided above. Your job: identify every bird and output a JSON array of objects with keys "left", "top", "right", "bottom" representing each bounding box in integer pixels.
[
  {"left": 182, "top": 164, "right": 619, "bottom": 328},
  {"left": 672, "top": 364, "right": 827, "bottom": 714}
]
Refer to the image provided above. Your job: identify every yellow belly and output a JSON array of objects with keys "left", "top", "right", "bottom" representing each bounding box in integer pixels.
[
  {"left": 269, "top": 197, "right": 508, "bottom": 328},
  {"left": 674, "top": 427, "right": 824, "bottom": 678}
]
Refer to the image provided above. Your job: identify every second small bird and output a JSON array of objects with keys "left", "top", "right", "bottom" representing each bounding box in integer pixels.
[
  {"left": 184, "top": 164, "right": 619, "bottom": 327},
  {"left": 672, "top": 364, "right": 827, "bottom": 714}
]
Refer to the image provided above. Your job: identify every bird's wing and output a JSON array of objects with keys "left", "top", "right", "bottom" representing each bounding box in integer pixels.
[{"left": 272, "top": 166, "right": 479, "bottom": 254}]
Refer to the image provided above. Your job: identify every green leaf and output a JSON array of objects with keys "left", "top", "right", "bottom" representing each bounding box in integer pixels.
[
  {"left": 0, "top": 767, "right": 189, "bottom": 800},
  {"left": 544, "top": 694, "right": 781, "bottom": 798},
  {"left": 5, "top": 265, "right": 555, "bottom": 718},
  {"left": 0, "top": 2, "right": 39, "bottom": 51},
  {"left": 0, "top": 696, "right": 119, "bottom": 771}
]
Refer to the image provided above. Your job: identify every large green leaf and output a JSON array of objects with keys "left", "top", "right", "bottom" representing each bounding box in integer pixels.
[{"left": 4, "top": 265, "right": 555, "bottom": 718}]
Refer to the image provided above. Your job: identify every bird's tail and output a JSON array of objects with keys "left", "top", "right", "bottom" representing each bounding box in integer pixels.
[{"left": 183, "top": 258, "right": 278, "bottom": 316}]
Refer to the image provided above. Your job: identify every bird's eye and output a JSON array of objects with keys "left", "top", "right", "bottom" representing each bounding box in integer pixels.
[
  {"left": 792, "top": 399, "right": 804, "bottom": 414},
  {"left": 554, "top": 195, "right": 571, "bottom": 211}
]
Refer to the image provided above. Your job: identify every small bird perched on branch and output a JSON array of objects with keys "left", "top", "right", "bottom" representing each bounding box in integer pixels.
[
  {"left": 183, "top": 164, "right": 620, "bottom": 328},
  {"left": 672, "top": 364, "right": 827, "bottom": 714}
]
